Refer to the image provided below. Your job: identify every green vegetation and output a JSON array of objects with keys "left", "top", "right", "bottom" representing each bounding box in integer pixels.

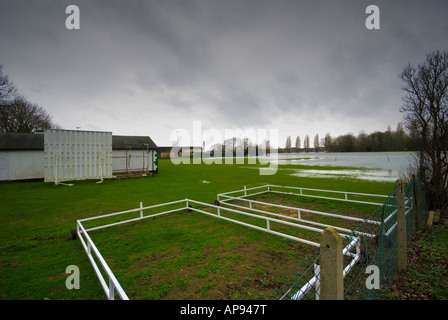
[
  {"left": 324, "top": 123, "right": 417, "bottom": 152},
  {"left": 0, "top": 158, "right": 397, "bottom": 300},
  {"left": 387, "top": 224, "right": 448, "bottom": 300}
]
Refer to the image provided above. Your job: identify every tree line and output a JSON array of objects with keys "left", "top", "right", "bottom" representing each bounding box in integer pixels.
[
  {"left": 208, "top": 136, "right": 271, "bottom": 157},
  {"left": 323, "top": 122, "right": 419, "bottom": 152},
  {"left": 0, "top": 65, "right": 59, "bottom": 133},
  {"left": 283, "top": 133, "right": 322, "bottom": 152},
  {"left": 283, "top": 122, "right": 418, "bottom": 153}
]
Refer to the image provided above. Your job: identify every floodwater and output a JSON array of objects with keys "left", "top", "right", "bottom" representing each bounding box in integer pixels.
[{"left": 274, "top": 151, "right": 416, "bottom": 182}]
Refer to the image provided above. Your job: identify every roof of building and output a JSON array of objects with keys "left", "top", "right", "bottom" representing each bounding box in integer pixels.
[
  {"left": 0, "top": 132, "right": 44, "bottom": 150},
  {"left": 0, "top": 132, "right": 158, "bottom": 151},
  {"left": 112, "top": 135, "right": 158, "bottom": 150},
  {"left": 158, "top": 146, "right": 203, "bottom": 152}
]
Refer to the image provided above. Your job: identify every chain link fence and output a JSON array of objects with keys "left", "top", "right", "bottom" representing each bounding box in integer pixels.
[{"left": 276, "top": 176, "right": 428, "bottom": 300}]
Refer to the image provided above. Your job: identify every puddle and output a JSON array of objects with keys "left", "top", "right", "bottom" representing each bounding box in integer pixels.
[{"left": 290, "top": 168, "right": 399, "bottom": 181}]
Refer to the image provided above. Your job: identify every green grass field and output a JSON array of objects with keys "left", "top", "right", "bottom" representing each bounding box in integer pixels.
[{"left": 0, "top": 159, "right": 395, "bottom": 300}]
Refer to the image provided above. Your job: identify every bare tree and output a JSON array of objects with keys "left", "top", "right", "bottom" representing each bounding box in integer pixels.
[
  {"left": 295, "top": 136, "right": 301, "bottom": 149},
  {"left": 1, "top": 65, "right": 59, "bottom": 133},
  {"left": 399, "top": 50, "right": 448, "bottom": 210},
  {"left": 313, "top": 133, "right": 319, "bottom": 151},
  {"left": 0, "top": 65, "right": 18, "bottom": 103},
  {"left": 285, "top": 135, "right": 291, "bottom": 150},
  {"left": 255, "top": 139, "right": 271, "bottom": 156},
  {"left": 304, "top": 134, "right": 310, "bottom": 152},
  {"left": 324, "top": 133, "right": 332, "bottom": 151},
  {"left": 0, "top": 96, "right": 55, "bottom": 133}
]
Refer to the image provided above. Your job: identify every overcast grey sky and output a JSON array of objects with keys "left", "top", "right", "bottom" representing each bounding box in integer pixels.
[{"left": 1, "top": 0, "right": 447, "bottom": 148}]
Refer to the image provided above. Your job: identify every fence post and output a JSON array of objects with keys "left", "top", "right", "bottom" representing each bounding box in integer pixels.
[
  {"left": 396, "top": 179, "right": 407, "bottom": 273},
  {"left": 140, "top": 202, "right": 143, "bottom": 219},
  {"left": 412, "top": 174, "right": 419, "bottom": 229},
  {"left": 319, "top": 227, "right": 344, "bottom": 300}
]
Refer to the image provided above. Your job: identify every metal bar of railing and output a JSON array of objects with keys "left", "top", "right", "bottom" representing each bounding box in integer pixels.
[
  {"left": 290, "top": 274, "right": 319, "bottom": 300},
  {"left": 290, "top": 236, "right": 361, "bottom": 300},
  {"left": 217, "top": 190, "right": 269, "bottom": 202},
  {"left": 385, "top": 207, "right": 413, "bottom": 237},
  {"left": 77, "top": 221, "right": 129, "bottom": 300},
  {"left": 76, "top": 200, "right": 189, "bottom": 301},
  {"left": 219, "top": 200, "right": 377, "bottom": 238},
  {"left": 84, "top": 208, "right": 185, "bottom": 232},
  {"left": 219, "top": 194, "right": 381, "bottom": 225},
  {"left": 223, "top": 185, "right": 268, "bottom": 193},
  {"left": 218, "top": 184, "right": 390, "bottom": 207},
  {"left": 267, "top": 184, "right": 388, "bottom": 199},
  {"left": 189, "top": 206, "right": 320, "bottom": 247},
  {"left": 78, "top": 199, "right": 187, "bottom": 223},
  {"left": 187, "top": 199, "right": 328, "bottom": 246},
  {"left": 269, "top": 189, "right": 385, "bottom": 206}
]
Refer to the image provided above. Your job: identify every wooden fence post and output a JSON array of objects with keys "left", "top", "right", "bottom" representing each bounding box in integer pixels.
[
  {"left": 319, "top": 227, "right": 344, "bottom": 300},
  {"left": 396, "top": 179, "right": 407, "bottom": 273}
]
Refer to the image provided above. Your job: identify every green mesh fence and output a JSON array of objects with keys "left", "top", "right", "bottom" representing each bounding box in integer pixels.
[
  {"left": 277, "top": 177, "right": 428, "bottom": 300},
  {"left": 344, "top": 186, "right": 398, "bottom": 300},
  {"left": 275, "top": 248, "right": 323, "bottom": 300}
]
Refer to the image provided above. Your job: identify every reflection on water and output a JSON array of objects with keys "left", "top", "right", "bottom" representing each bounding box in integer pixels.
[
  {"left": 275, "top": 152, "right": 415, "bottom": 181},
  {"left": 290, "top": 168, "right": 400, "bottom": 182}
]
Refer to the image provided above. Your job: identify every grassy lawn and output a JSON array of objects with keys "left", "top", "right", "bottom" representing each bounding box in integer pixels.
[
  {"left": 387, "top": 223, "right": 448, "bottom": 300},
  {"left": 0, "top": 158, "right": 395, "bottom": 300}
]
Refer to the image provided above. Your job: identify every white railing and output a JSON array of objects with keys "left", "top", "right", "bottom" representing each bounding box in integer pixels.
[
  {"left": 217, "top": 184, "right": 392, "bottom": 300},
  {"left": 77, "top": 221, "right": 129, "bottom": 300},
  {"left": 76, "top": 199, "right": 187, "bottom": 300},
  {"left": 289, "top": 236, "right": 361, "bottom": 300},
  {"left": 219, "top": 195, "right": 381, "bottom": 234},
  {"left": 217, "top": 185, "right": 387, "bottom": 238},
  {"left": 218, "top": 184, "right": 389, "bottom": 206},
  {"left": 384, "top": 197, "right": 414, "bottom": 237},
  {"left": 187, "top": 199, "right": 322, "bottom": 247},
  {"left": 76, "top": 184, "right": 392, "bottom": 300}
]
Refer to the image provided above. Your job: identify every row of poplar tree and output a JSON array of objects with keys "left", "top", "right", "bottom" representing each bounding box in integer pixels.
[{"left": 284, "top": 122, "right": 419, "bottom": 152}]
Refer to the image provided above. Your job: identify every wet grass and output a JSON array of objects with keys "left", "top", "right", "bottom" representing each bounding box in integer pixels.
[
  {"left": 387, "top": 224, "right": 448, "bottom": 300},
  {"left": 89, "top": 210, "right": 317, "bottom": 300},
  {"left": 0, "top": 158, "right": 394, "bottom": 300}
]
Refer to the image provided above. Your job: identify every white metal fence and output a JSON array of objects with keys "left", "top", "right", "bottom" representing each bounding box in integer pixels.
[
  {"left": 76, "top": 184, "right": 390, "bottom": 300},
  {"left": 218, "top": 184, "right": 388, "bottom": 206},
  {"left": 217, "top": 185, "right": 384, "bottom": 239},
  {"left": 287, "top": 236, "right": 362, "bottom": 300}
]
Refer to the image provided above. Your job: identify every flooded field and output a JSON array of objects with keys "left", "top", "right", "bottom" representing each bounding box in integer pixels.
[{"left": 276, "top": 151, "right": 415, "bottom": 181}]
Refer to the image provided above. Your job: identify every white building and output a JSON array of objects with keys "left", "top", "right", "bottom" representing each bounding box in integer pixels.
[
  {"left": 0, "top": 130, "right": 158, "bottom": 182},
  {"left": 0, "top": 132, "right": 45, "bottom": 181},
  {"left": 111, "top": 135, "right": 159, "bottom": 175}
]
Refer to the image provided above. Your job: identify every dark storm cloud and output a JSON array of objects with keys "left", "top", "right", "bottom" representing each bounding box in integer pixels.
[{"left": 0, "top": 0, "right": 447, "bottom": 145}]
